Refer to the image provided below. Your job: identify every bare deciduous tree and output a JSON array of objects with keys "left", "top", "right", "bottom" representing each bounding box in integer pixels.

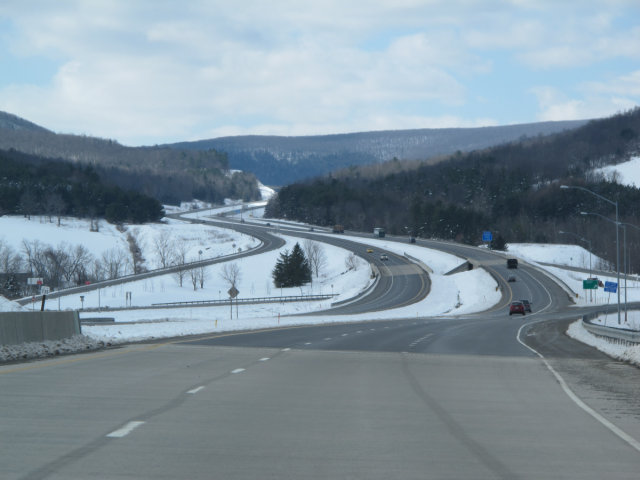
[
  {"left": 173, "top": 243, "right": 190, "bottom": 287},
  {"left": 99, "top": 247, "right": 129, "bottom": 280},
  {"left": 189, "top": 266, "right": 199, "bottom": 291},
  {"left": 65, "top": 244, "right": 93, "bottom": 285},
  {"left": 154, "top": 230, "right": 176, "bottom": 269},
  {"left": 303, "top": 239, "right": 327, "bottom": 278},
  {"left": 220, "top": 263, "right": 241, "bottom": 290},
  {"left": 22, "top": 239, "right": 46, "bottom": 277},
  {"left": 0, "top": 240, "right": 22, "bottom": 274},
  {"left": 198, "top": 265, "right": 207, "bottom": 289}
]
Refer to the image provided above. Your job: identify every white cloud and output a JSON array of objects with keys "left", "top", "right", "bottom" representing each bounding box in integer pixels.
[
  {"left": 531, "top": 81, "right": 639, "bottom": 122},
  {"left": 0, "top": 1, "right": 639, "bottom": 144}
]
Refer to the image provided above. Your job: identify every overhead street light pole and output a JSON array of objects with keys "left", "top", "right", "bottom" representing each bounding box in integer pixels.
[
  {"left": 562, "top": 184, "right": 620, "bottom": 324},
  {"left": 618, "top": 221, "right": 640, "bottom": 324}
]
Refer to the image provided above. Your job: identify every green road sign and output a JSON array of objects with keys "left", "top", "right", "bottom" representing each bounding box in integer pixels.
[{"left": 583, "top": 279, "right": 598, "bottom": 289}]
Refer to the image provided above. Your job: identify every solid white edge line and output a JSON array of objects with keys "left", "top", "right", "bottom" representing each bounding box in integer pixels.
[
  {"left": 187, "top": 386, "right": 205, "bottom": 394},
  {"left": 106, "top": 421, "right": 145, "bottom": 438},
  {"left": 517, "top": 321, "right": 640, "bottom": 453}
]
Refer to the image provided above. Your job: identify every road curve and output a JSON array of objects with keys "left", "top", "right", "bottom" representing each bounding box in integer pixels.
[{"left": 179, "top": 213, "right": 432, "bottom": 315}]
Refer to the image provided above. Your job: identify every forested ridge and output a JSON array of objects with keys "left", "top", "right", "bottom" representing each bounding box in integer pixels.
[
  {"left": 267, "top": 108, "right": 640, "bottom": 270},
  {"left": 0, "top": 148, "right": 164, "bottom": 223},
  {"left": 0, "top": 111, "right": 262, "bottom": 205}
]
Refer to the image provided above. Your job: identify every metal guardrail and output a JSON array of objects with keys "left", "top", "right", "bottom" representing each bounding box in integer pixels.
[
  {"left": 582, "top": 311, "right": 640, "bottom": 345},
  {"left": 77, "top": 294, "right": 336, "bottom": 313},
  {"left": 151, "top": 294, "right": 336, "bottom": 308}
]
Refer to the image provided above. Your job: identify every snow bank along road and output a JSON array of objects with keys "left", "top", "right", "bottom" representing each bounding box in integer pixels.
[{"left": 4, "top": 217, "right": 640, "bottom": 479}]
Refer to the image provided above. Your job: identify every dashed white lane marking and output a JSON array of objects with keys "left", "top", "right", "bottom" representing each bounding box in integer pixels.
[
  {"left": 259, "top": 357, "right": 270, "bottom": 362},
  {"left": 324, "top": 337, "right": 332, "bottom": 341},
  {"left": 231, "top": 368, "right": 246, "bottom": 374},
  {"left": 107, "top": 421, "right": 145, "bottom": 438},
  {"left": 187, "top": 386, "right": 205, "bottom": 394},
  {"left": 409, "top": 333, "right": 433, "bottom": 348},
  {"left": 357, "top": 330, "right": 363, "bottom": 334},
  {"left": 304, "top": 342, "right": 312, "bottom": 345},
  {"left": 282, "top": 348, "right": 291, "bottom": 352},
  {"left": 342, "top": 333, "right": 349, "bottom": 337}
]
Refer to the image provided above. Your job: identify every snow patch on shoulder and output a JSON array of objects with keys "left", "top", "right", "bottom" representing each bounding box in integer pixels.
[
  {"left": 567, "top": 320, "right": 640, "bottom": 366},
  {"left": 0, "top": 295, "right": 27, "bottom": 312},
  {"left": 0, "top": 335, "right": 108, "bottom": 363}
]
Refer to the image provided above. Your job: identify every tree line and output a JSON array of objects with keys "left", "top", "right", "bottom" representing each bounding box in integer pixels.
[{"left": 0, "top": 148, "right": 164, "bottom": 223}]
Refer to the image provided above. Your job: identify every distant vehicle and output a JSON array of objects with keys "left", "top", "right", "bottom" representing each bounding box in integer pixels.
[
  {"left": 410, "top": 237, "right": 416, "bottom": 243},
  {"left": 266, "top": 222, "right": 271, "bottom": 226},
  {"left": 308, "top": 227, "right": 314, "bottom": 231},
  {"left": 520, "top": 299, "right": 532, "bottom": 312},
  {"left": 509, "top": 301, "right": 525, "bottom": 315},
  {"left": 507, "top": 275, "right": 516, "bottom": 282},
  {"left": 373, "top": 227, "right": 386, "bottom": 238},
  {"left": 367, "top": 248, "right": 373, "bottom": 253},
  {"left": 507, "top": 258, "right": 518, "bottom": 269},
  {"left": 332, "top": 225, "right": 344, "bottom": 233},
  {"left": 380, "top": 254, "right": 388, "bottom": 261}
]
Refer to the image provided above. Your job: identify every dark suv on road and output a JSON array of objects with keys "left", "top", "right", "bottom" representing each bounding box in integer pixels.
[{"left": 520, "top": 299, "right": 532, "bottom": 312}]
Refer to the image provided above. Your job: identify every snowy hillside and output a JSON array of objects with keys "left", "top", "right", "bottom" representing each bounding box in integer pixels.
[{"left": 594, "top": 156, "right": 640, "bottom": 187}]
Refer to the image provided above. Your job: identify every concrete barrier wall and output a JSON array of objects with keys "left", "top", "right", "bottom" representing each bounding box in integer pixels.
[{"left": 0, "top": 311, "right": 81, "bottom": 346}]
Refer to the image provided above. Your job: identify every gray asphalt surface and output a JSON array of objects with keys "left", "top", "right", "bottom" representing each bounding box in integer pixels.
[
  {"left": 4, "top": 215, "right": 640, "bottom": 479},
  {"left": 3, "top": 334, "right": 640, "bottom": 480}
]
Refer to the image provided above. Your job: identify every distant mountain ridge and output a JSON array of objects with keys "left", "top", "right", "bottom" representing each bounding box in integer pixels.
[
  {"left": 0, "top": 111, "right": 51, "bottom": 133},
  {"left": 168, "top": 120, "right": 588, "bottom": 185}
]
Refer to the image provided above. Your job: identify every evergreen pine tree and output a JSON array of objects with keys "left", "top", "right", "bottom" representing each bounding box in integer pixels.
[
  {"left": 272, "top": 250, "right": 290, "bottom": 288},
  {"left": 489, "top": 234, "right": 508, "bottom": 251},
  {"left": 289, "top": 243, "right": 312, "bottom": 286},
  {"left": 272, "top": 243, "right": 311, "bottom": 288}
]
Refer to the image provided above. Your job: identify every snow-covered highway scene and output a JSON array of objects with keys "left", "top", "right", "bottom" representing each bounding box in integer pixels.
[{"left": 3, "top": 2, "right": 640, "bottom": 478}]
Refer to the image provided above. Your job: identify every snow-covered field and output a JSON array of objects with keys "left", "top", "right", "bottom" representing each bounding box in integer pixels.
[
  {"left": 0, "top": 204, "right": 500, "bottom": 359},
  {"left": 4, "top": 155, "right": 640, "bottom": 363}
]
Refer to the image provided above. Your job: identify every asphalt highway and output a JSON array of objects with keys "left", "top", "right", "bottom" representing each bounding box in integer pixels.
[{"left": 4, "top": 214, "right": 640, "bottom": 479}]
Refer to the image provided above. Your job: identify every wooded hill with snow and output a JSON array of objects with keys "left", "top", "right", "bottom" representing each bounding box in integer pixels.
[{"left": 267, "top": 108, "right": 640, "bottom": 272}]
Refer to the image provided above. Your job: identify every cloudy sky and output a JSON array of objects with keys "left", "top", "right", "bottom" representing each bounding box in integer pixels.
[{"left": 0, "top": 1, "right": 639, "bottom": 146}]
